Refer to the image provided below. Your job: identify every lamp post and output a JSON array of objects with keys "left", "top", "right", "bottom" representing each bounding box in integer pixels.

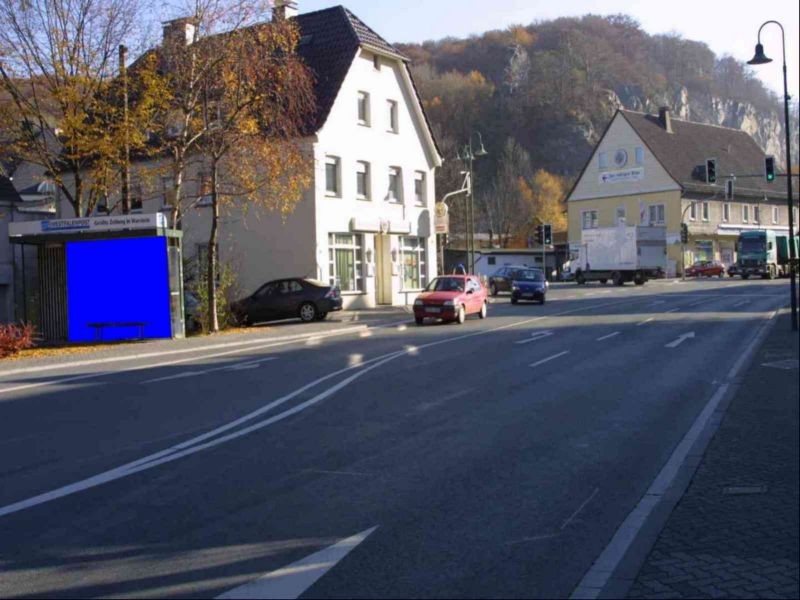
[
  {"left": 748, "top": 21, "right": 798, "bottom": 331},
  {"left": 458, "top": 132, "right": 488, "bottom": 274}
]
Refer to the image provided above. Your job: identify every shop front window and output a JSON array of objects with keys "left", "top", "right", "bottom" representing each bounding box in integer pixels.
[
  {"left": 401, "top": 236, "right": 427, "bottom": 290},
  {"left": 328, "top": 233, "right": 364, "bottom": 292}
]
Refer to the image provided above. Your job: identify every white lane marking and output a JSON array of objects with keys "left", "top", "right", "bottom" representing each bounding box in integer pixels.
[
  {"left": 571, "top": 306, "right": 782, "bottom": 600},
  {"left": 143, "top": 357, "right": 278, "bottom": 384},
  {"left": 561, "top": 487, "right": 600, "bottom": 530},
  {"left": 761, "top": 359, "right": 798, "bottom": 370},
  {"left": 0, "top": 326, "right": 370, "bottom": 378},
  {"left": 404, "top": 345, "right": 419, "bottom": 356},
  {"left": 515, "top": 331, "right": 554, "bottom": 345},
  {"left": 347, "top": 354, "right": 364, "bottom": 368},
  {"left": 530, "top": 351, "right": 570, "bottom": 369},
  {"left": 665, "top": 332, "right": 696, "bottom": 349},
  {"left": 636, "top": 317, "right": 655, "bottom": 327},
  {"left": 733, "top": 300, "right": 749, "bottom": 307},
  {"left": 665, "top": 308, "right": 680, "bottom": 314},
  {"left": 596, "top": 332, "right": 620, "bottom": 342},
  {"left": 0, "top": 296, "right": 647, "bottom": 519},
  {"left": 216, "top": 527, "right": 378, "bottom": 600}
]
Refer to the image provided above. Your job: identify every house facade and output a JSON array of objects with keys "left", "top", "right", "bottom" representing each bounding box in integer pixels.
[
  {"left": 567, "top": 108, "right": 794, "bottom": 276},
  {"left": 44, "top": 4, "right": 441, "bottom": 311}
]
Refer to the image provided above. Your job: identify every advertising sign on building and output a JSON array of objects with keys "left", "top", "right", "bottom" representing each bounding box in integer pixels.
[
  {"left": 434, "top": 202, "right": 449, "bottom": 234},
  {"left": 9, "top": 213, "right": 168, "bottom": 237},
  {"left": 599, "top": 168, "right": 645, "bottom": 185}
]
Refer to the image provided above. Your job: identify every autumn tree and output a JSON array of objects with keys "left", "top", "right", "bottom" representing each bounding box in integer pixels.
[
  {"left": 0, "top": 0, "right": 160, "bottom": 217},
  {"left": 519, "top": 169, "right": 569, "bottom": 238},
  {"left": 480, "top": 138, "right": 531, "bottom": 247},
  {"left": 195, "top": 17, "right": 315, "bottom": 333}
]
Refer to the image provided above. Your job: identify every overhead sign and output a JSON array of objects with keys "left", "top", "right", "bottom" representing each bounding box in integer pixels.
[
  {"left": 350, "top": 217, "right": 411, "bottom": 235},
  {"left": 599, "top": 168, "right": 644, "bottom": 185},
  {"left": 9, "top": 213, "right": 168, "bottom": 237},
  {"left": 434, "top": 202, "right": 449, "bottom": 234}
]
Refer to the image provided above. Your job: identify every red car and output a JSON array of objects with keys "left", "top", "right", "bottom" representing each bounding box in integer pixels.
[
  {"left": 685, "top": 260, "right": 725, "bottom": 278},
  {"left": 413, "top": 275, "right": 488, "bottom": 325}
]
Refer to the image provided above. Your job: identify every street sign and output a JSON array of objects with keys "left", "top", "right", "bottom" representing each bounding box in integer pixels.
[{"left": 434, "top": 202, "right": 449, "bottom": 234}]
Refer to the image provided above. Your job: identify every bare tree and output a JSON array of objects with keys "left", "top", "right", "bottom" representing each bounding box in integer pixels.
[{"left": 480, "top": 138, "right": 531, "bottom": 247}]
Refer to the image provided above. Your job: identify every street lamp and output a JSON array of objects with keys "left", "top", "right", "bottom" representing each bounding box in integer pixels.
[
  {"left": 748, "top": 21, "right": 798, "bottom": 332},
  {"left": 458, "top": 132, "right": 488, "bottom": 274}
]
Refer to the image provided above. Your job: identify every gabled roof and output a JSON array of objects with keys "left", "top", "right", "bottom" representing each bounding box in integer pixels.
[
  {"left": 620, "top": 110, "right": 785, "bottom": 200},
  {"left": 0, "top": 176, "right": 22, "bottom": 203}
]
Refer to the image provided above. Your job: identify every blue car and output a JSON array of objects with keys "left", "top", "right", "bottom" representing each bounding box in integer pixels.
[{"left": 511, "top": 269, "right": 547, "bottom": 305}]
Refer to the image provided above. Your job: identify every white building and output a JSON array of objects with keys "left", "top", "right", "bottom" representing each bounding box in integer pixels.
[{"left": 66, "top": 3, "right": 443, "bottom": 311}]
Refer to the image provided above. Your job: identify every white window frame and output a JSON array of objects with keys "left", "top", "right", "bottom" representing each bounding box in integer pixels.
[
  {"left": 414, "top": 171, "right": 427, "bottom": 206},
  {"left": 649, "top": 204, "right": 665, "bottom": 225},
  {"left": 702, "top": 201, "right": 709, "bottom": 222},
  {"left": 689, "top": 202, "right": 697, "bottom": 221},
  {"left": 742, "top": 204, "right": 749, "bottom": 223},
  {"left": 325, "top": 156, "right": 341, "bottom": 197},
  {"left": 772, "top": 205, "right": 779, "bottom": 224},
  {"left": 356, "top": 161, "right": 371, "bottom": 200},
  {"left": 582, "top": 210, "right": 599, "bottom": 230},
  {"left": 753, "top": 205, "right": 760, "bottom": 224},
  {"left": 400, "top": 236, "right": 428, "bottom": 290},
  {"left": 328, "top": 233, "right": 364, "bottom": 293},
  {"left": 635, "top": 146, "right": 645, "bottom": 166},
  {"left": 387, "top": 100, "right": 399, "bottom": 133},
  {"left": 616, "top": 206, "right": 626, "bottom": 225},
  {"left": 722, "top": 202, "right": 730, "bottom": 223},
  {"left": 388, "top": 166, "right": 403, "bottom": 202},
  {"left": 357, "top": 91, "right": 370, "bottom": 126}
]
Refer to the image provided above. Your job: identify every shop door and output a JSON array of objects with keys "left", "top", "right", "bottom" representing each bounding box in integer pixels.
[{"left": 375, "top": 235, "right": 393, "bottom": 305}]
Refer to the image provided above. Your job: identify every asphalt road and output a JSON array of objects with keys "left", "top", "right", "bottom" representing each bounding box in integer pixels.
[{"left": 0, "top": 278, "right": 790, "bottom": 599}]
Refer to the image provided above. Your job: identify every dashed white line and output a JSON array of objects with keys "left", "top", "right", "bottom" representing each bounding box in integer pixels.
[
  {"left": 515, "top": 331, "right": 554, "bottom": 345},
  {"left": 637, "top": 317, "right": 655, "bottom": 327},
  {"left": 596, "top": 332, "right": 620, "bottom": 342},
  {"left": 530, "top": 351, "right": 570, "bottom": 368}
]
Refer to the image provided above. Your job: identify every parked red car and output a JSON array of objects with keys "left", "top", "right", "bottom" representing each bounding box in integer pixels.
[
  {"left": 413, "top": 275, "right": 488, "bottom": 325},
  {"left": 685, "top": 260, "right": 725, "bottom": 278}
]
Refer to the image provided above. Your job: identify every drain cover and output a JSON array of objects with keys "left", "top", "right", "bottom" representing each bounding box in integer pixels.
[{"left": 723, "top": 485, "right": 768, "bottom": 495}]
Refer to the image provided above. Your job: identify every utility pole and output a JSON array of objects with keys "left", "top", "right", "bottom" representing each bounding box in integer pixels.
[{"left": 119, "top": 44, "right": 131, "bottom": 215}]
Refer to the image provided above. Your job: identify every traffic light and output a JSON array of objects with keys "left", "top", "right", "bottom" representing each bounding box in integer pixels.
[
  {"left": 725, "top": 179, "right": 734, "bottom": 200},
  {"left": 765, "top": 156, "right": 776, "bottom": 182},
  {"left": 534, "top": 224, "right": 544, "bottom": 245},
  {"left": 706, "top": 158, "right": 717, "bottom": 184},
  {"left": 543, "top": 224, "right": 552, "bottom": 245},
  {"left": 680, "top": 223, "right": 689, "bottom": 244}
]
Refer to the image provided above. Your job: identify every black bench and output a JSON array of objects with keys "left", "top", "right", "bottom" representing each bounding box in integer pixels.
[{"left": 86, "top": 322, "right": 148, "bottom": 342}]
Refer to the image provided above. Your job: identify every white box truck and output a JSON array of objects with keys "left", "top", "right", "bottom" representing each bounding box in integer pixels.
[{"left": 574, "top": 225, "right": 666, "bottom": 286}]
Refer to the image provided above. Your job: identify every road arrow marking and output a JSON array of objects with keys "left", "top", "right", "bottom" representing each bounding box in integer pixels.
[
  {"left": 516, "top": 331, "right": 554, "bottom": 345},
  {"left": 762, "top": 359, "right": 798, "bottom": 370},
  {"left": 217, "top": 526, "right": 378, "bottom": 599},
  {"left": 143, "top": 357, "right": 278, "bottom": 384},
  {"left": 665, "top": 332, "right": 696, "bottom": 349}
]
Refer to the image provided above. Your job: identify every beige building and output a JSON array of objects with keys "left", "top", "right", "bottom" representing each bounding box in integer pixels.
[{"left": 567, "top": 108, "right": 794, "bottom": 276}]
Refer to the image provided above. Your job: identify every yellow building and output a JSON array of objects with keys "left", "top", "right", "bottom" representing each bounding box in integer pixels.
[{"left": 567, "top": 108, "right": 794, "bottom": 276}]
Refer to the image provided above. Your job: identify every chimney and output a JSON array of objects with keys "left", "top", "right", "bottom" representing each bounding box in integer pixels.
[
  {"left": 162, "top": 17, "right": 197, "bottom": 47},
  {"left": 273, "top": 0, "right": 299, "bottom": 21},
  {"left": 658, "top": 106, "right": 673, "bottom": 134}
]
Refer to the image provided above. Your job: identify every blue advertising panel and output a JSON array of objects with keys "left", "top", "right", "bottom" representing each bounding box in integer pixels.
[{"left": 66, "top": 237, "right": 172, "bottom": 342}]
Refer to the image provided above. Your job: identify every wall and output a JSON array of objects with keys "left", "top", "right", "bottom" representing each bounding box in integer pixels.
[{"left": 314, "top": 49, "right": 439, "bottom": 308}]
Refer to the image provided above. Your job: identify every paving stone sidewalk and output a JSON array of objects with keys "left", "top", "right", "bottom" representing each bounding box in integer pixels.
[{"left": 628, "top": 312, "right": 799, "bottom": 599}]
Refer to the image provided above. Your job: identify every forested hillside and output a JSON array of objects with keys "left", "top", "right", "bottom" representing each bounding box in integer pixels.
[{"left": 397, "top": 14, "right": 796, "bottom": 242}]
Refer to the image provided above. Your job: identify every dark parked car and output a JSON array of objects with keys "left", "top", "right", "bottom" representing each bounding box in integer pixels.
[
  {"left": 511, "top": 269, "right": 547, "bottom": 305},
  {"left": 488, "top": 266, "right": 529, "bottom": 296},
  {"left": 231, "top": 278, "right": 342, "bottom": 325}
]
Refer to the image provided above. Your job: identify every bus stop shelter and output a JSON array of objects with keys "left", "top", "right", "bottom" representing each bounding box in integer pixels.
[{"left": 8, "top": 213, "right": 184, "bottom": 344}]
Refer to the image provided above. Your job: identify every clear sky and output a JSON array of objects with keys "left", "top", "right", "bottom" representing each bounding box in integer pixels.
[{"left": 292, "top": 0, "right": 799, "bottom": 99}]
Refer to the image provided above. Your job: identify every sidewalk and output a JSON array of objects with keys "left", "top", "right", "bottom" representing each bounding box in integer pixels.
[
  {"left": 627, "top": 312, "right": 799, "bottom": 599},
  {"left": 0, "top": 306, "right": 412, "bottom": 375}
]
